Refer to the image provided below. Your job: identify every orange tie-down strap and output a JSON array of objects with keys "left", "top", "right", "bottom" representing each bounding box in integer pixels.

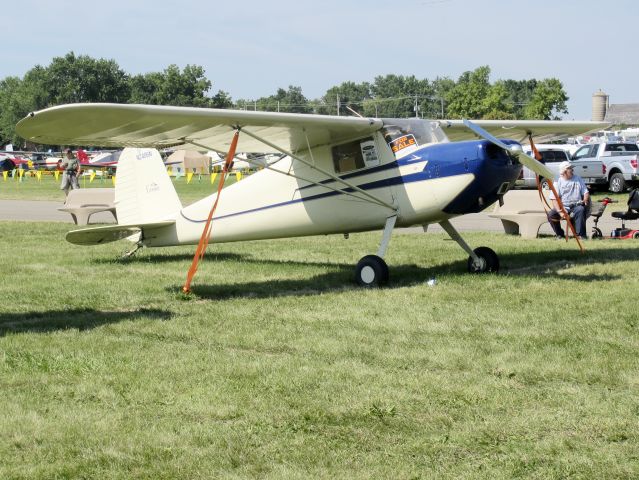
[{"left": 182, "top": 130, "right": 240, "bottom": 293}]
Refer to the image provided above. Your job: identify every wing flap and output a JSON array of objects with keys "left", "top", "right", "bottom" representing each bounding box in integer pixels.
[
  {"left": 17, "top": 103, "right": 383, "bottom": 154},
  {"left": 65, "top": 221, "right": 175, "bottom": 246}
]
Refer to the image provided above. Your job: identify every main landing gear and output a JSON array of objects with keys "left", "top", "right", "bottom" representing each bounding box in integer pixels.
[
  {"left": 439, "top": 220, "right": 499, "bottom": 273},
  {"left": 355, "top": 215, "right": 396, "bottom": 287},
  {"left": 354, "top": 217, "right": 500, "bottom": 287}
]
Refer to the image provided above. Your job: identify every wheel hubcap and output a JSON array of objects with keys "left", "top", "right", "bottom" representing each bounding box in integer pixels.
[{"left": 360, "top": 266, "right": 375, "bottom": 284}]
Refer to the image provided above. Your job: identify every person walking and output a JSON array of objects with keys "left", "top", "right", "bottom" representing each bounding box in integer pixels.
[{"left": 60, "top": 148, "right": 81, "bottom": 197}]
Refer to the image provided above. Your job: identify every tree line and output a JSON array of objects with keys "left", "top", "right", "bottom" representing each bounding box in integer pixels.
[{"left": 0, "top": 52, "right": 569, "bottom": 146}]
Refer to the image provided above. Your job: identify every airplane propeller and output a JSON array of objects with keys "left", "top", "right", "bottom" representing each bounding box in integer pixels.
[{"left": 463, "top": 119, "right": 585, "bottom": 252}]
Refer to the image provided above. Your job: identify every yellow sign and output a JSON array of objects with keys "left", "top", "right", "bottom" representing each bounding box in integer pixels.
[
  {"left": 111, "top": 175, "right": 116, "bottom": 186},
  {"left": 210, "top": 172, "right": 218, "bottom": 184},
  {"left": 186, "top": 172, "right": 194, "bottom": 184},
  {"left": 54, "top": 171, "right": 60, "bottom": 181},
  {"left": 2, "top": 171, "right": 7, "bottom": 181},
  {"left": 90, "top": 172, "right": 96, "bottom": 183}
]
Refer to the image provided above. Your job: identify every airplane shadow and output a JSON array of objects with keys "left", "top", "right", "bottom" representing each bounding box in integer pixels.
[
  {"left": 94, "top": 251, "right": 354, "bottom": 269},
  {"left": 0, "top": 308, "right": 172, "bottom": 336},
  {"left": 174, "top": 246, "right": 637, "bottom": 301}
]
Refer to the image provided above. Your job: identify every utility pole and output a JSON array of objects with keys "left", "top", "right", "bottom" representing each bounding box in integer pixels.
[
  {"left": 337, "top": 94, "right": 340, "bottom": 116},
  {"left": 414, "top": 96, "right": 419, "bottom": 118}
]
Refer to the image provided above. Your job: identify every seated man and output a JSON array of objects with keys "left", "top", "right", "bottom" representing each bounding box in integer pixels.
[{"left": 547, "top": 161, "right": 590, "bottom": 239}]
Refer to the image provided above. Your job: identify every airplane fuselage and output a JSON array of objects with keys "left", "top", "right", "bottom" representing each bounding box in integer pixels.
[{"left": 144, "top": 128, "right": 521, "bottom": 247}]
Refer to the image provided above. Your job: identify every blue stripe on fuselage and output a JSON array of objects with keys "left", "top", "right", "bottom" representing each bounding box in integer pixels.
[{"left": 180, "top": 140, "right": 521, "bottom": 223}]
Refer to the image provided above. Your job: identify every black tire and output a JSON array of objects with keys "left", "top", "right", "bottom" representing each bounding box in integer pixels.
[
  {"left": 633, "top": 231, "right": 639, "bottom": 239},
  {"left": 592, "top": 228, "right": 603, "bottom": 239},
  {"left": 355, "top": 255, "right": 389, "bottom": 287},
  {"left": 609, "top": 173, "right": 626, "bottom": 193},
  {"left": 467, "top": 246, "right": 499, "bottom": 273}
]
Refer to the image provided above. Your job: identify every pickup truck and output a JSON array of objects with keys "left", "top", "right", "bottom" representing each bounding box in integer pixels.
[
  {"left": 517, "top": 147, "right": 607, "bottom": 190},
  {"left": 571, "top": 142, "right": 639, "bottom": 193}
]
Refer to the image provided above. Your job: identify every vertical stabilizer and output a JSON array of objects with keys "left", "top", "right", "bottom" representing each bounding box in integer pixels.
[{"left": 115, "top": 148, "right": 182, "bottom": 224}]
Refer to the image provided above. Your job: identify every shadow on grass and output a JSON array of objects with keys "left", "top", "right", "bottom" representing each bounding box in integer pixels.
[
  {"left": 91, "top": 252, "right": 248, "bottom": 265},
  {"left": 171, "top": 246, "right": 639, "bottom": 300},
  {"left": 0, "top": 308, "right": 172, "bottom": 336}
]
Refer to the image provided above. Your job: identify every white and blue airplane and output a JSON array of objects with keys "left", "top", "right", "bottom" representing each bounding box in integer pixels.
[{"left": 17, "top": 104, "right": 606, "bottom": 288}]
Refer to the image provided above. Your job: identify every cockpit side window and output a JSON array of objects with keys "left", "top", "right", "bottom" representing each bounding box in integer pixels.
[{"left": 332, "top": 136, "right": 379, "bottom": 173}]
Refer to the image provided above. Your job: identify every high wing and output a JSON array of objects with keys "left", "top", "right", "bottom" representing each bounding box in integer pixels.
[
  {"left": 438, "top": 119, "right": 609, "bottom": 142},
  {"left": 16, "top": 103, "right": 383, "bottom": 153}
]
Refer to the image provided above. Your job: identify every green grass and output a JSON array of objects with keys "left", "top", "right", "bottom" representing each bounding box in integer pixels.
[
  {"left": 0, "top": 172, "right": 238, "bottom": 204},
  {"left": 1, "top": 221, "right": 638, "bottom": 478}
]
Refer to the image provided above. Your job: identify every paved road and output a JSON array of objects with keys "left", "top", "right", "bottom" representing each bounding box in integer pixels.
[{"left": 0, "top": 199, "right": 621, "bottom": 236}]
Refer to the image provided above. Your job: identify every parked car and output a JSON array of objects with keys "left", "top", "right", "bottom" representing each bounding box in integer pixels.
[{"left": 516, "top": 147, "right": 607, "bottom": 190}]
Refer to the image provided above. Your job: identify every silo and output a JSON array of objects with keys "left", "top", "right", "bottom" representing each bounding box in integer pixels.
[{"left": 592, "top": 90, "right": 609, "bottom": 121}]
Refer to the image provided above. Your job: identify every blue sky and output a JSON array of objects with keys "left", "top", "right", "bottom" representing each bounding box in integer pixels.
[{"left": 3, "top": 0, "right": 637, "bottom": 119}]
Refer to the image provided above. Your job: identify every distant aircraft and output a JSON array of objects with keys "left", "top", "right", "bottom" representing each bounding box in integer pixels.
[{"left": 17, "top": 104, "right": 606, "bottom": 290}]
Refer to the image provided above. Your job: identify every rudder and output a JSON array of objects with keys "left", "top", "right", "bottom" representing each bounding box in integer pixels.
[{"left": 115, "top": 148, "right": 182, "bottom": 224}]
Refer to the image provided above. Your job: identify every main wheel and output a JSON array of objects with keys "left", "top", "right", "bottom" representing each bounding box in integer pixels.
[
  {"left": 609, "top": 173, "right": 626, "bottom": 193},
  {"left": 591, "top": 227, "right": 603, "bottom": 239},
  {"left": 633, "top": 231, "right": 639, "bottom": 239},
  {"left": 467, "top": 247, "right": 500, "bottom": 273},
  {"left": 355, "top": 255, "right": 389, "bottom": 287}
]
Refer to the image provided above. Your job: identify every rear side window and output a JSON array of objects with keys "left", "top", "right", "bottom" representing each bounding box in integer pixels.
[
  {"left": 605, "top": 143, "right": 639, "bottom": 152},
  {"left": 540, "top": 150, "right": 568, "bottom": 163}
]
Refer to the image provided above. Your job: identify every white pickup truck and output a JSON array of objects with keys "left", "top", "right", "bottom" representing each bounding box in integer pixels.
[
  {"left": 572, "top": 142, "right": 639, "bottom": 193},
  {"left": 517, "top": 146, "right": 607, "bottom": 190}
]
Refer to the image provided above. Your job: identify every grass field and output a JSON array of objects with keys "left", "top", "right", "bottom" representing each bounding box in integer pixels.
[{"left": 1, "top": 219, "right": 638, "bottom": 478}]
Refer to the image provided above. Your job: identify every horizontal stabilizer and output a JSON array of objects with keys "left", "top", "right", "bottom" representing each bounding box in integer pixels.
[{"left": 66, "top": 221, "right": 175, "bottom": 246}]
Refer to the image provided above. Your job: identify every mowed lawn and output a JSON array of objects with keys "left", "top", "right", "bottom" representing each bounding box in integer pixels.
[{"left": 1, "top": 219, "right": 638, "bottom": 479}]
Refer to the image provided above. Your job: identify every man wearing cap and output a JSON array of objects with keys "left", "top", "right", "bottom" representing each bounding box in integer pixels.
[
  {"left": 60, "top": 148, "right": 81, "bottom": 197},
  {"left": 547, "top": 161, "right": 590, "bottom": 239}
]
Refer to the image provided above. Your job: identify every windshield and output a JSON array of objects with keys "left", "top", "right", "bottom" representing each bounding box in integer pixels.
[{"left": 381, "top": 119, "right": 438, "bottom": 159}]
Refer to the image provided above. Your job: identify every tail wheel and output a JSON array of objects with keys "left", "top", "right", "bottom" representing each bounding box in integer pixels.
[
  {"left": 467, "top": 247, "right": 499, "bottom": 273},
  {"left": 355, "top": 255, "right": 389, "bottom": 287},
  {"left": 592, "top": 228, "right": 603, "bottom": 239}
]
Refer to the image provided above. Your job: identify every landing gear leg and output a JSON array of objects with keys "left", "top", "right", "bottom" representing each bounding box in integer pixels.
[
  {"left": 122, "top": 241, "right": 143, "bottom": 259},
  {"left": 439, "top": 219, "right": 499, "bottom": 273},
  {"left": 355, "top": 215, "right": 396, "bottom": 287}
]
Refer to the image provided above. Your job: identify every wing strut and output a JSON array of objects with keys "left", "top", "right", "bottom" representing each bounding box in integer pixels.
[{"left": 182, "top": 129, "right": 240, "bottom": 294}]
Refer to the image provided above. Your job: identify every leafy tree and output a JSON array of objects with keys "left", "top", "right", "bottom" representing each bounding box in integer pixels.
[
  {"left": 43, "top": 52, "right": 130, "bottom": 104},
  {"left": 445, "top": 66, "right": 492, "bottom": 119},
  {"left": 502, "top": 79, "right": 537, "bottom": 118},
  {"left": 365, "top": 74, "right": 433, "bottom": 118},
  {"left": 317, "top": 81, "right": 371, "bottom": 116},
  {"left": 523, "top": 78, "right": 568, "bottom": 119},
  {"left": 130, "top": 64, "right": 215, "bottom": 107},
  {"left": 251, "top": 86, "right": 311, "bottom": 113},
  {"left": 481, "top": 81, "right": 515, "bottom": 119}
]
